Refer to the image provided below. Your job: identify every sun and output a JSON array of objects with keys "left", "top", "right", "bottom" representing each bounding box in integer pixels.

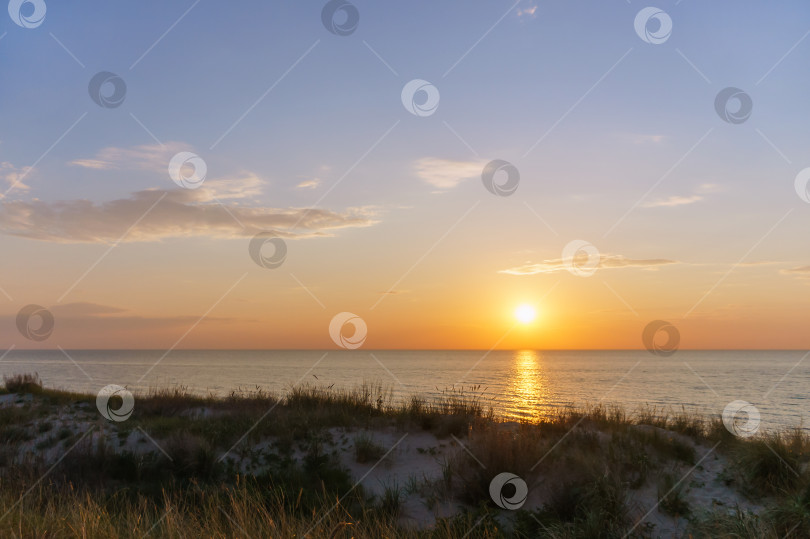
[{"left": 514, "top": 304, "right": 536, "bottom": 324}]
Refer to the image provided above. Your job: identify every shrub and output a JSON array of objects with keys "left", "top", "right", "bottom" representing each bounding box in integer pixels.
[
  {"left": 163, "top": 432, "right": 218, "bottom": 479},
  {"left": 3, "top": 373, "right": 43, "bottom": 394}
]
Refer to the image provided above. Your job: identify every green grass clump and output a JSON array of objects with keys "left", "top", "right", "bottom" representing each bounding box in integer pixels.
[
  {"left": 2, "top": 372, "right": 43, "bottom": 394},
  {"left": 688, "top": 507, "right": 776, "bottom": 538},
  {"left": 766, "top": 482, "right": 810, "bottom": 537},
  {"left": 657, "top": 469, "right": 690, "bottom": 517},
  {"left": 531, "top": 469, "right": 630, "bottom": 537},
  {"left": 732, "top": 431, "right": 806, "bottom": 495},
  {"left": 353, "top": 432, "right": 386, "bottom": 463}
]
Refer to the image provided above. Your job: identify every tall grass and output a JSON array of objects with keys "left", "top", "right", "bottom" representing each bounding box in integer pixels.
[
  {"left": 2, "top": 373, "right": 810, "bottom": 537},
  {"left": 2, "top": 372, "right": 43, "bottom": 393}
]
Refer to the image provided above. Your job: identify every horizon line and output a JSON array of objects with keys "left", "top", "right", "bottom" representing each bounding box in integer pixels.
[{"left": 5, "top": 348, "right": 808, "bottom": 352}]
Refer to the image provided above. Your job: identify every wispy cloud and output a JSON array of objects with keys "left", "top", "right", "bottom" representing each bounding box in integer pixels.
[
  {"left": 781, "top": 266, "right": 810, "bottom": 278},
  {"left": 0, "top": 162, "right": 32, "bottom": 193},
  {"left": 517, "top": 3, "right": 538, "bottom": 18},
  {"left": 500, "top": 255, "right": 677, "bottom": 275},
  {"left": 696, "top": 183, "right": 723, "bottom": 194},
  {"left": 0, "top": 302, "right": 236, "bottom": 346},
  {"left": 69, "top": 142, "right": 191, "bottom": 171},
  {"left": 643, "top": 183, "right": 723, "bottom": 208},
  {"left": 49, "top": 302, "right": 128, "bottom": 316},
  {"left": 193, "top": 173, "right": 264, "bottom": 202},
  {"left": 0, "top": 175, "right": 377, "bottom": 243},
  {"left": 296, "top": 178, "right": 320, "bottom": 189},
  {"left": 737, "top": 261, "right": 782, "bottom": 267},
  {"left": 414, "top": 157, "right": 485, "bottom": 190},
  {"left": 643, "top": 195, "right": 703, "bottom": 208},
  {"left": 377, "top": 290, "right": 408, "bottom": 296}
]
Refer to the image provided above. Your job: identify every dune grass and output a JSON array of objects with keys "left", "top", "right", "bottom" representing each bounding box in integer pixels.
[
  {"left": 2, "top": 372, "right": 43, "bottom": 394},
  {"left": 0, "top": 374, "right": 809, "bottom": 537}
]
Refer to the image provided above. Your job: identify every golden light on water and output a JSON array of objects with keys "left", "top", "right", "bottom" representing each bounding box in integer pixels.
[
  {"left": 514, "top": 304, "right": 536, "bottom": 324},
  {"left": 507, "top": 350, "right": 552, "bottom": 422}
]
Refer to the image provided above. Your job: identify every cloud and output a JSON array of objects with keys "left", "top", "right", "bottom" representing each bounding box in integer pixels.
[
  {"left": 414, "top": 157, "right": 485, "bottom": 190},
  {"left": 737, "top": 261, "right": 782, "bottom": 267},
  {"left": 68, "top": 159, "right": 111, "bottom": 170},
  {"left": 783, "top": 266, "right": 810, "bottom": 273},
  {"left": 47, "top": 302, "right": 233, "bottom": 324},
  {"left": 49, "top": 302, "right": 127, "bottom": 315},
  {"left": 643, "top": 183, "right": 723, "bottom": 208},
  {"left": 696, "top": 183, "right": 723, "bottom": 194},
  {"left": 781, "top": 266, "right": 810, "bottom": 278},
  {"left": 193, "top": 173, "right": 264, "bottom": 202},
  {"left": 0, "top": 302, "right": 237, "bottom": 347},
  {"left": 69, "top": 142, "right": 192, "bottom": 171},
  {"left": 377, "top": 290, "right": 408, "bottom": 296},
  {"left": 296, "top": 178, "right": 320, "bottom": 189},
  {"left": 0, "top": 162, "right": 32, "bottom": 193},
  {"left": 517, "top": 4, "right": 538, "bottom": 18},
  {"left": 499, "top": 255, "right": 677, "bottom": 275},
  {"left": 0, "top": 174, "right": 377, "bottom": 243},
  {"left": 643, "top": 195, "right": 703, "bottom": 208}
]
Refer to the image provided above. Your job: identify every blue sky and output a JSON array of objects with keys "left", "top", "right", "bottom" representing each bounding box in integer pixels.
[{"left": 1, "top": 0, "right": 810, "bottom": 349}]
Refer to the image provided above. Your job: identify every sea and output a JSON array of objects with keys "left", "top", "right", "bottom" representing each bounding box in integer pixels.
[{"left": 2, "top": 349, "right": 807, "bottom": 431}]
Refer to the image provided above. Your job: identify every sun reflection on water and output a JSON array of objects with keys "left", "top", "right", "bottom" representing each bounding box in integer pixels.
[{"left": 506, "top": 350, "right": 553, "bottom": 422}]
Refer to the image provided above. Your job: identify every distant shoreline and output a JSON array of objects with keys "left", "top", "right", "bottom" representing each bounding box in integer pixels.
[{"left": 4, "top": 348, "right": 809, "bottom": 351}]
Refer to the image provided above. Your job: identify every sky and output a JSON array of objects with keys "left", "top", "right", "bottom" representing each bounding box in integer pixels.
[{"left": 1, "top": 0, "right": 810, "bottom": 350}]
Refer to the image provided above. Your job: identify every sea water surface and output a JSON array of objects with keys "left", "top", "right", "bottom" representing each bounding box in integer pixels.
[{"left": 1, "top": 350, "right": 807, "bottom": 430}]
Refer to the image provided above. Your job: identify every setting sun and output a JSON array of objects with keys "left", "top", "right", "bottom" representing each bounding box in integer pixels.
[{"left": 514, "top": 304, "right": 537, "bottom": 324}]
